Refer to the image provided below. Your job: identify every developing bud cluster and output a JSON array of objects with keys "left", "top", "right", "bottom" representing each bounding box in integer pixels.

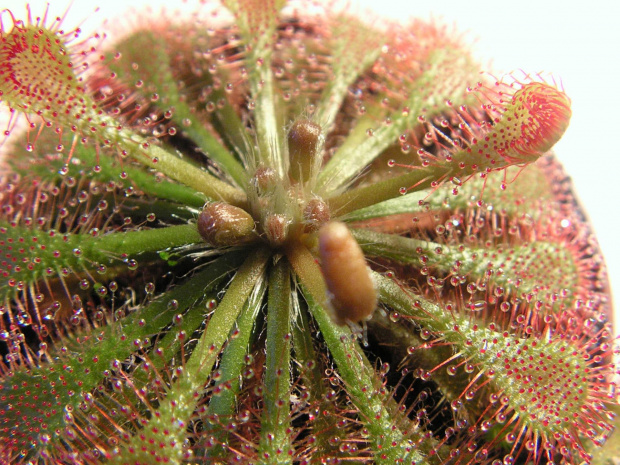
[{"left": 0, "top": 1, "right": 616, "bottom": 464}]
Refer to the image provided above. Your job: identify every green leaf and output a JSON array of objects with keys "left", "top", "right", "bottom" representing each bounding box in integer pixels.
[
  {"left": 327, "top": 82, "right": 571, "bottom": 215},
  {"left": 203, "top": 273, "right": 267, "bottom": 459},
  {"left": 0, "top": 253, "right": 242, "bottom": 460},
  {"left": 288, "top": 244, "right": 428, "bottom": 464},
  {"left": 112, "top": 247, "right": 270, "bottom": 464},
  {"left": 109, "top": 30, "right": 247, "bottom": 187},
  {"left": 318, "top": 48, "right": 477, "bottom": 194},
  {"left": 353, "top": 227, "right": 579, "bottom": 304}
]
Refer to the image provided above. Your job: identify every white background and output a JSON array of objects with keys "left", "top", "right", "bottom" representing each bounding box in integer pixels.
[{"left": 5, "top": 0, "right": 620, "bottom": 330}]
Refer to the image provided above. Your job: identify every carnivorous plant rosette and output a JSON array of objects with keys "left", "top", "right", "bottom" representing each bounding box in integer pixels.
[{"left": 0, "top": 1, "right": 617, "bottom": 464}]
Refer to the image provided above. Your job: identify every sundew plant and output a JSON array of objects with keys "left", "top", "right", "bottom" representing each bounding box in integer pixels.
[{"left": 0, "top": 1, "right": 618, "bottom": 464}]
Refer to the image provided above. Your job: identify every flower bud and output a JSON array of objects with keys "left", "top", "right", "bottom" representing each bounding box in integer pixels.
[
  {"left": 302, "top": 198, "right": 330, "bottom": 233},
  {"left": 287, "top": 119, "right": 322, "bottom": 184},
  {"left": 197, "top": 202, "right": 255, "bottom": 247},
  {"left": 264, "top": 214, "right": 290, "bottom": 247}
]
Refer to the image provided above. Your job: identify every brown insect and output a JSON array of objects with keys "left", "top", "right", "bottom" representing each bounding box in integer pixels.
[{"left": 318, "top": 221, "right": 377, "bottom": 326}]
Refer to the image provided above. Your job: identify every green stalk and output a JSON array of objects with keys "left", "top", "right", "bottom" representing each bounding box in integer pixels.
[
  {"left": 327, "top": 165, "right": 439, "bottom": 215},
  {"left": 205, "top": 83, "right": 250, "bottom": 160},
  {"left": 100, "top": 159, "right": 206, "bottom": 209},
  {"left": 341, "top": 164, "right": 555, "bottom": 223},
  {"left": 251, "top": 63, "right": 286, "bottom": 176},
  {"left": 141, "top": 143, "right": 247, "bottom": 206},
  {"left": 9, "top": 132, "right": 207, "bottom": 209},
  {"left": 95, "top": 223, "right": 203, "bottom": 256},
  {"left": 222, "top": 0, "right": 288, "bottom": 175},
  {"left": 202, "top": 275, "right": 267, "bottom": 460},
  {"left": 127, "top": 288, "right": 219, "bottom": 410},
  {"left": 340, "top": 190, "right": 431, "bottom": 222},
  {"left": 314, "top": 17, "right": 383, "bottom": 133},
  {"left": 182, "top": 122, "right": 248, "bottom": 187},
  {"left": 258, "top": 258, "right": 293, "bottom": 464},
  {"left": 85, "top": 111, "right": 249, "bottom": 206},
  {"left": 0, "top": 223, "right": 204, "bottom": 302},
  {"left": 290, "top": 292, "right": 341, "bottom": 459}
]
